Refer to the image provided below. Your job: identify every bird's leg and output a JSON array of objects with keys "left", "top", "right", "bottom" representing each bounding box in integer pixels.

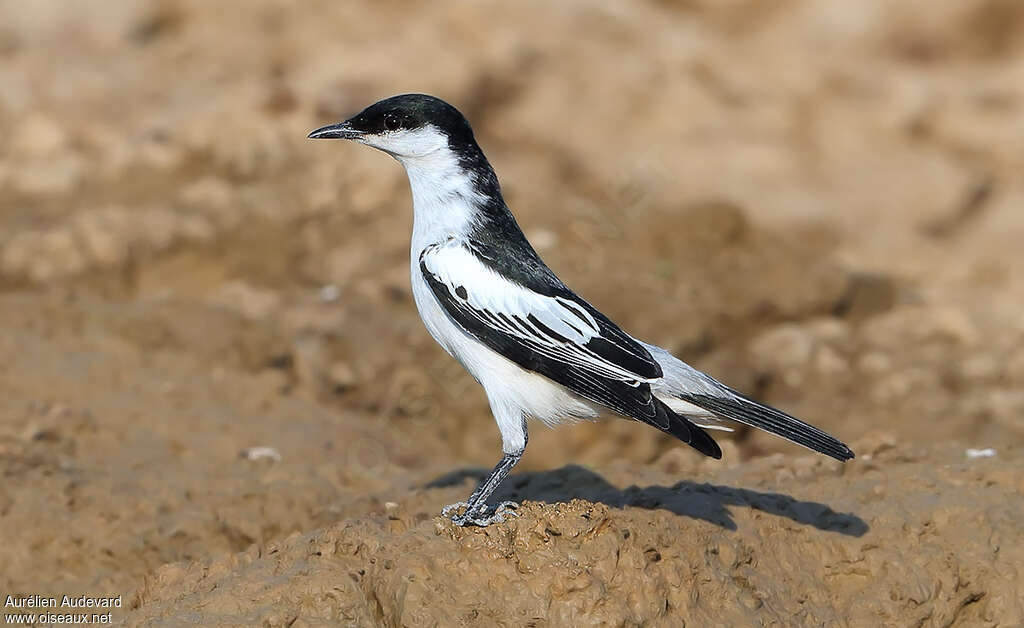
[
  {"left": 447, "top": 448, "right": 523, "bottom": 527},
  {"left": 444, "top": 411, "right": 528, "bottom": 527}
]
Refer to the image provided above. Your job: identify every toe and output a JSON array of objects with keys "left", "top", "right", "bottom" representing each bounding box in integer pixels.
[
  {"left": 440, "top": 501, "right": 469, "bottom": 517},
  {"left": 447, "top": 501, "right": 521, "bottom": 527},
  {"left": 452, "top": 512, "right": 502, "bottom": 527}
]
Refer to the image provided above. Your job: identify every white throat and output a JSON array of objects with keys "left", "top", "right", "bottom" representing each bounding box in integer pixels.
[{"left": 380, "top": 129, "right": 483, "bottom": 253}]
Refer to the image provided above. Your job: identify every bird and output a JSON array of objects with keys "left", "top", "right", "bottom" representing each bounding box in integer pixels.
[{"left": 309, "top": 94, "right": 854, "bottom": 527}]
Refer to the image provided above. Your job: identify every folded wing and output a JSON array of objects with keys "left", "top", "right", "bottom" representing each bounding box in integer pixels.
[{"left": 419, "top": 241, "right": 664, "bottom": 424}]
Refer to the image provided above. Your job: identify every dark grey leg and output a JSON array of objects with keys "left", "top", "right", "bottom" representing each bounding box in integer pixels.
[
  {"left": 441, "top": 417, "right": 528, "bottom": 527},
  {"left": 446, "top": 449, "right": 522, "bottom": 526}
]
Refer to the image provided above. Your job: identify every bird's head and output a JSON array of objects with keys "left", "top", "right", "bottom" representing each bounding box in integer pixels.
[{"left": 308, "top": 94, "right": 476, "bottom": 162}]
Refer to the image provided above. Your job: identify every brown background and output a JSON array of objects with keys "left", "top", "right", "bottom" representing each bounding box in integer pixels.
[{"left": 0, "top": 0, "right": 1022, "bottom": 625}]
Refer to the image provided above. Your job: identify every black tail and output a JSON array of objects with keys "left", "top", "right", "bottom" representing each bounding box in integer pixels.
[
  {"left": 652, "top": 399, "right": 722, "bottom": 459},
  {"left": 679, "top": 390, "right": 854, "bottom": 462}
]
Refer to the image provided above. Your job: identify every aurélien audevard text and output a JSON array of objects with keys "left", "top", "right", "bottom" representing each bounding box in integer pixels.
[
  {"left": 5, "top": 595, "right": 121, "bottom": 609},
  {"left": 5, "top": 595, "right": 121, "bottom": 624}
]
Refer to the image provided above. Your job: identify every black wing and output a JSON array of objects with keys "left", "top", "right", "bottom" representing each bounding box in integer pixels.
[{"left": 418, "top": 241, "right": 722, "bottom": 459}]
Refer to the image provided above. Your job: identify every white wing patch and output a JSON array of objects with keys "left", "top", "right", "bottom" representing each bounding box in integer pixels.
[{"left": 421, "top": 243, "right": 656, "bottom": 384}]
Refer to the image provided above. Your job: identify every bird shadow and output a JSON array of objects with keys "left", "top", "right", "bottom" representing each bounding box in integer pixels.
[{"left": 425, "top": 464, "right": 868, "bottom": 537}]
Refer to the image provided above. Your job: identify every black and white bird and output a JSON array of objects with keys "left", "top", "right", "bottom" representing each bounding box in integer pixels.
[{"left": 309, "top": 94, "right": 854, "bottom": 527}]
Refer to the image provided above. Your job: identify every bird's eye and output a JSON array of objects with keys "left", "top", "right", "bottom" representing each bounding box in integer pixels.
[{"left": 383, "top": 113, "right": 400, "bottom": 131}]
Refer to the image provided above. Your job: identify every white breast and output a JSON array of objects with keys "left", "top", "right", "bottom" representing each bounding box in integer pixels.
[{"left": 398, "top": 137, "right": 599, "bottom": 452}]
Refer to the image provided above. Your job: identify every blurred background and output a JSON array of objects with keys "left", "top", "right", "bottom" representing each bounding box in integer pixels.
[{"left": 1, "top": 0, "right": 1023, "bottom": 613}]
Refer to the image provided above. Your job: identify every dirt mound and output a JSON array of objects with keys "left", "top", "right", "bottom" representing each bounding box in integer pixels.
[{"left": 129, "top": 450, "right": 1022, "bottom": 627}]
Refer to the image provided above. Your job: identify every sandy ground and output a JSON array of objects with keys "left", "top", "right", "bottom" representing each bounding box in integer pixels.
[{"left": 1, "top": 0, "right": 1023, "bottom": 625}]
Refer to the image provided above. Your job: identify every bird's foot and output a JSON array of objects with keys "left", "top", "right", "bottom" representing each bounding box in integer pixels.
[
  {"left": 491, "top": 500, "right": 520, "bottom": 515},
  {"left": 440, "top": 501, "right": 470, "bottom": 517},
  {"left": 447, "top": 501, "right": 520, "bottom": 527}
]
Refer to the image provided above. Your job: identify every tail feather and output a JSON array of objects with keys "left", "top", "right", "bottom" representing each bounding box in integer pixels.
[
  {"left": 653, "top": 399, "right": 722, "bottom": 459},
  {"left": 680, "top": 390, "right": 854, "bottom": 462}
]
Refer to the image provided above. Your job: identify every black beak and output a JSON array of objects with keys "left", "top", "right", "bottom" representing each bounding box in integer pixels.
[{"left": 307, "top": 121, "right": 362, "bottom": 140}]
